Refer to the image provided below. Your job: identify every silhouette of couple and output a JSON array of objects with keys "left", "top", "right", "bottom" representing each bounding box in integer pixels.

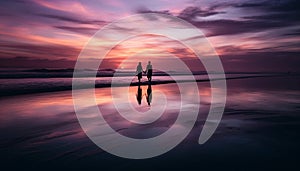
[
  {"left": 136, "top": 61, "right": 152, "bottom": 83},
  {"left": 135, "top": 61, "right": 153, "bottom": 106}
]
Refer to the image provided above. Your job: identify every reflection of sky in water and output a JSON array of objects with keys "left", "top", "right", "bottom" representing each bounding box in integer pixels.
[
  {"left": 228, "top": 91, "right": 300, "bottom": 111},
  {"left": 0, "top": 76, "right": 299, "bottom": 165}
]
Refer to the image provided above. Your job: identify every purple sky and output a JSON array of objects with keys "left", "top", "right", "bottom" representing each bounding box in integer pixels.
[{"left": 0, "top": 0, "right": 299, "bottom": 72}]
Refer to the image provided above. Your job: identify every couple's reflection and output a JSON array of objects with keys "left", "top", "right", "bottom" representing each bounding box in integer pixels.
[{"left": 136, "top": 83, "right": 152, "bottom": 106}]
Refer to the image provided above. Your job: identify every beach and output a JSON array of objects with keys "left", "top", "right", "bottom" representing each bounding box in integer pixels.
[{"left": 0, "top": 74, "right": 300, "bottom": 170}]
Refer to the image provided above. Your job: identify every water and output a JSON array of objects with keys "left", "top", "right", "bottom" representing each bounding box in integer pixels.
[
  {"left": 0, "top": 73, "right": 277, "bottom": 96},
  {"left": 0, "top": 74, "right": 299, "bottom": 169}
]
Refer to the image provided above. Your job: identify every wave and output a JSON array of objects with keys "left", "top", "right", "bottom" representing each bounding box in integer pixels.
[
  {"left": 0, "top": 73, "right": 291, "bottom": 97},
  {"left": 0, "top": 68, "right": 290, "bottom": 79}
]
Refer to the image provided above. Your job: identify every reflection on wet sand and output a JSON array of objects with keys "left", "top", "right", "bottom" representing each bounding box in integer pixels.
[
  {"left": 136, "top": 84, "right": 142, "bottom": 105},
  {"left": 0, "top": 75, "right": 300, "bottom": 169},
  {"left": 136, "top": 82, "right": 153, "bottom": 106},
  {"left": 146, "top": 83, "right": 152, "bottom": 106}
]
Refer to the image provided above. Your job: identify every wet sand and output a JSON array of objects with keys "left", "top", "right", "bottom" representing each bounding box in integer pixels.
[{"left": 0, "top": 75, "right": 299, "bottom": 170}]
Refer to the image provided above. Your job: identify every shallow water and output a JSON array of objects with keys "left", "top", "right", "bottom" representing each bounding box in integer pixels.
[
  {"left": 0, "top": 75, "right": 299, "bottom": 169},
  {"left": 0, "top": 73, "right": 271, "bottom": 96}
]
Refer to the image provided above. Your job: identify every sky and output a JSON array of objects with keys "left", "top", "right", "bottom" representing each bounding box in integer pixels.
[{"left": 0, "top": 0, "right": 299, "bottom": 72}]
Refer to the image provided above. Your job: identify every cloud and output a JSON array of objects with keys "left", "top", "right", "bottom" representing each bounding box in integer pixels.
[
  {"left": 0, "top": 42, "right": 80, "bottom": 59},
  {"left": 32, "top": 0, "right": 95, "bottom": 18},
  {"left": 217, "top": 45, "right": 246, "bottom": 55},
  {"left": 135, "top": 6, "right": 171, "bottom": 15},
  {"left": 282, "top": 28, "right": 300, "bottom": 36},
  {"left": 54, "top": 26, "right": 99, "bottom": 35},
  {"left": 131, "top": 1, "right": 300, "bottom": 38},
  {"left": 0, "top": 56, "right": 75, "bottom": 68},
  {"left": 0, "top": 0, "right": 299, "bottom": 72},
  {"left": 179, "top": 0, "right": 300, "bottom": 37},
  {"left": 134, "top": 6, "right": 172, "bottom": 21},
  {"left": 178, "top": 6, "right": 225, "bottom": 19},
  {"left": 39, "top": 14, "right": 106, "bottom": 25},
  {"left": 191, "top": 19, "right": 289, "bottom": 37},
  {"left": 220, "top": 50, "right": 300, "bottom": 72}
]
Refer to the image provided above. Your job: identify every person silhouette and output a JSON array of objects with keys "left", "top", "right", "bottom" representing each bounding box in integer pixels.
[
  {"left": 146, "top": 84, "right": 152, "bottom": 106},
  {"left": 145, "top": 61, "right": 153, "bottom": 82},
  {"left": 136, "top": 62, "right": 143, "bottom": 83},
  {"left": 136, "top": 84, "right": 142, "bottom": 105}
]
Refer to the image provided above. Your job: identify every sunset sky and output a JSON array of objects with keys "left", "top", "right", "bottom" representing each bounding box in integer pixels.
[{"left": 0, "top": 0, "right": 299, "bottom": 72}]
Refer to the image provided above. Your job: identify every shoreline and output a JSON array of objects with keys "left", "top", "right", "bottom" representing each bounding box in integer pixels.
[{"left": 0, "top": 73, "right": 296, "bottom": 97}]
